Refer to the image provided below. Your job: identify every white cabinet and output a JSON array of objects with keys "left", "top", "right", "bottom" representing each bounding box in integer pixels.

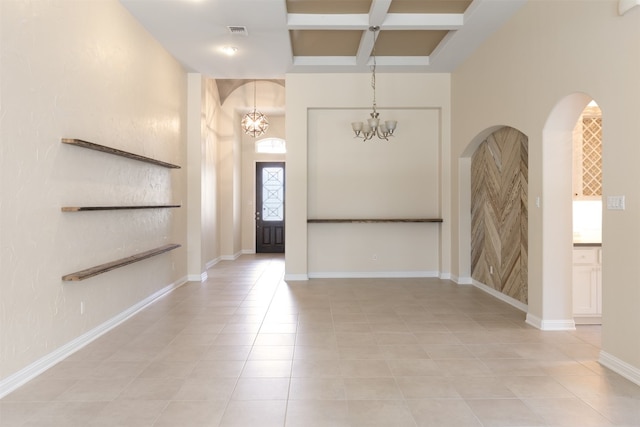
[{"left": 572, "top": 246, "right": 602, "bottom": 324}]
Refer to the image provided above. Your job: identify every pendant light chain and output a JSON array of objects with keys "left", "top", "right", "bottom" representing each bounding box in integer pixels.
[{"left": 371, "top": 27, "right": 377, "bottom": 116}]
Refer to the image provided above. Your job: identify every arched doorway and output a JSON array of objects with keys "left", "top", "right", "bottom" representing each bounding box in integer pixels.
[
  {"left": 539, "top": 93, "right": 599, "bottom": 330},
  {"left": 460, "top": 126, "right": 530, "bottom": 311}
]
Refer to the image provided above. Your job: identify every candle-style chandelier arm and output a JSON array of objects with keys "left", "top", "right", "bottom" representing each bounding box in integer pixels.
[{"left": 350, "top": 26, "right": 397, "bottom": 142}]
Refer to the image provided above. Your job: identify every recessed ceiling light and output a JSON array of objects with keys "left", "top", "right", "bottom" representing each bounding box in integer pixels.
[{"left": 221, "top": 46, "right": 238, "bottom": 56}]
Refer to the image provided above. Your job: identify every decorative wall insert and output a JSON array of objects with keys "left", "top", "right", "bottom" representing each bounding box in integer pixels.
[
  {"left": 62, "top": 244, "right": 181, "bottom": 281},
  {"left": 471, "top": 127, "right": 528, "bottom": 304},
  {"left": 581, "top": 117, "right": 602, "bottom": 197},
  {"left": 61, "top": 138, "right": 181, "bottom": 169}
]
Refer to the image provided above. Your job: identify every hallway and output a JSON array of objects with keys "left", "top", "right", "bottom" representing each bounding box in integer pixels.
[{"left": 1, "top": 255, "right": 638, "bottom": 426}]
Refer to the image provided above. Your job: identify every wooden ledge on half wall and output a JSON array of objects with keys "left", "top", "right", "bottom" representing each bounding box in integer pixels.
[{"left": 307, "top": 218, "right": 443, "bottom": 223}]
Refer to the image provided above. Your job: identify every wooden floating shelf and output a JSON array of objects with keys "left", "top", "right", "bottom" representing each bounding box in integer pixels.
[
  {"left": 61, "top": 205, "right": 181, "bottom": 212},
  {"left": 307, "top": 218, "right": 443, "bottom": 223},
  {"left": 62, "top": 138, "right": 181, "bottom": 169},
  {"left": 62, "top": 243, "right": 181, "bottom": 282}
]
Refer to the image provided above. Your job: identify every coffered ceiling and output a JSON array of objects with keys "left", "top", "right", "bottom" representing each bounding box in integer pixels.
[{"left": 119, "top": 0, "right": 525, "bottom": 78}]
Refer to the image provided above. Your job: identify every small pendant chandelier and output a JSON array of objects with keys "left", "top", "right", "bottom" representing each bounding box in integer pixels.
[
  {"left": 351, "top": 26, "right": 397, "bottom": 141},
  {"left": 241, "top": 80, "right": 269, "bottom": 138}
]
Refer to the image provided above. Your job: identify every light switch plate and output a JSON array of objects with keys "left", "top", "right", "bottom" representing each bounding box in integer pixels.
[{"left": 607, "top": 195, "right": 625, "bottom": 210}]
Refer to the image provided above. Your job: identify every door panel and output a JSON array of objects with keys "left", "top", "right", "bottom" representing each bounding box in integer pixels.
[{"left": 256, "top": 162, "right": 285, "bottom": 253}]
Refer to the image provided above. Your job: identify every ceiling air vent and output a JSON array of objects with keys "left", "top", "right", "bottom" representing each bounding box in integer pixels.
[{"left": 227, "top": 26, "right": 248, "bottom": 36}]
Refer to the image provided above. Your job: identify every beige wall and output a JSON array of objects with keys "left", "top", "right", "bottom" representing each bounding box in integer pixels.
[
  {"left": 0, "top": 0, "right": 187, "bottom": 387},
  {"left": 203, "top": 79, "right": 221, "bottom": 267},
  {"left": 187, "top": 75, "right": 220, "bottom": 279},
  {"left": 285, "top": 73, "right": 451, "bottom": 279},
  {"left": 451, "top": 0, "right": 640, "bottom": 376}
]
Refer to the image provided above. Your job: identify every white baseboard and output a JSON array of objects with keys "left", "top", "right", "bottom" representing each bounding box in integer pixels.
[
  {"left": 599, "top": 350, "right": 640, "bottom": 386},
  {"left": 0, "top": 275, "right": 188, "bottom": 399},
  {"left": 307, "top": 271, "right": 439, "bottom": 279},
  {"left": 472, "top": 279, "right": 528, "bottom": 312},
  {"left": 241, "top": 249, "right": 256, "bottom": 255},
  {"left": 439, "top": 272, "right": 451, "bottom": 280},
  {"left": 284, "top": 274, "right": 309, "bottom": 281},
  {"left": 526, "top": 313, "right": 576, "bottom": 331},
  {"left": 220, "top": 252, "right": 242, "bottom": 261},
  {"left": 574, "top": 315, "right": 602, "bottom": 325}
]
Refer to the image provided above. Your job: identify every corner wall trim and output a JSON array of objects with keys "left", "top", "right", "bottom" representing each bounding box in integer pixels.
[
  {"left": 619, "top": 0, "right": 640, "bottom": 15},
  {"left": 455, "top": 276, "right": 473, "bottom": 285},
  {"left": 599, "top": 350, "right": 640, "bottom": 386},
  {"left": 526, "top": 313, "right": 543, "bottom": 329},
  {"left": 0, "top": 275, "right": 188, "bottom": 399},
  {"left": 187, "top": 272, "right": 208, "bottom": 282},
  {"left": 472, "top": 279, "right": 528, "bottom": 312},
  {"left": 206, "top": 257, "right": 221, "bottom": 270}
]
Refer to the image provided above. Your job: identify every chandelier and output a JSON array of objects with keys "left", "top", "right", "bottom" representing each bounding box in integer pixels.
[
  {"left": 351, "top": 26, "right": 397, "bottom": 141},
  {"left": 241, "top": 80, "right": 269, "bottom": 138}
]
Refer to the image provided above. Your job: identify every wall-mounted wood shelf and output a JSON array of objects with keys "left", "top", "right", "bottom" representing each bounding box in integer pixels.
[
  {"left": 62, "top": 243, "right": 181, "bottom": 282},
  {"left": 62, "top": 138, "right": 181, "bottom": 169},
  {"left": 307, "top": 218, "right": 443, "bottom": 223},
  {"left": 61, "top": 205, "right": 181, "bottom": 212}
]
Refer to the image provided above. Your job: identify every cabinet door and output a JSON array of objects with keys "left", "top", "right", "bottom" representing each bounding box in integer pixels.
[{"left": 573, "top": 265, "right": 598, "bottom": 315}]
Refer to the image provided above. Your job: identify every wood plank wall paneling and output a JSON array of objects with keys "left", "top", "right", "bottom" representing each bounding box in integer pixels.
[{"left": 471, "top": 127, "right": 528, "bottom": 304}]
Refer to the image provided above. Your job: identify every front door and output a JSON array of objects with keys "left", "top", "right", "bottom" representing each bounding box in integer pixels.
[{"left": 256, "top": 162, "right": 285, "bottom": 253}]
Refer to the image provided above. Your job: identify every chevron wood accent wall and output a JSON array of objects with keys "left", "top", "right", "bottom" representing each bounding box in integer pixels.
[{"left": 471, "top": 127, "right": 528, "bottom": 304}]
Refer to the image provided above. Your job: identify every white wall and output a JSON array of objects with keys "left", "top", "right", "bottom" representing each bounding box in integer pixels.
[
  {"left": 0, "top": 0, "right": 187, "bottom": 388},
  {"left": 285, "top": 73, "right": 451, "bottom": 279},
  {"left": 451, "top": 0, "right": 640, "bottom": 379}
]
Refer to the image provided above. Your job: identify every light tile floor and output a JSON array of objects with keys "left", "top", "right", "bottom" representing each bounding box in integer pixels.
[{"left": 1, "top": 254, "right": 639, "bottom": 426}]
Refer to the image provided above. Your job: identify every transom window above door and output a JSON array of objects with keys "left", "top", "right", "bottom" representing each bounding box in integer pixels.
[{"left": 256, "top": 138, "right": 286, "bottom": 154}]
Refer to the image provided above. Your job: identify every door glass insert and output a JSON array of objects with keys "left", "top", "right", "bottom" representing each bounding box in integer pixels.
[{"left": 262, "top": 167, "right": 284, "bottom": 221}]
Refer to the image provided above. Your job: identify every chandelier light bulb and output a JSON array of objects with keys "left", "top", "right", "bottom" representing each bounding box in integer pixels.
[{"left": 242, "top": 110, "right": 269, "bottom": 137}]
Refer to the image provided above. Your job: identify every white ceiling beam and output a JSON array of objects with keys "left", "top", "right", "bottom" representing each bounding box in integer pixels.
[
  {"left": 287, "top": 13, "right": 369, "bottom": 30},
  {"left": 290, "top": 55, "right": 430, "bottom": 71},
  {"left": 381, "top": 13, "right": 464, "bottom": 30},
  {"left": 370, "top": 56, "right": 430, "bottom": 67},
  {"left": 369, "top": 0, "right": 393, "bottom": 27},
  {"left": 355, "top": 28, "right": 377, "bottom": 67},
  {"left": 292, "top": 56, "right": 358, "bottom": 67}
]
